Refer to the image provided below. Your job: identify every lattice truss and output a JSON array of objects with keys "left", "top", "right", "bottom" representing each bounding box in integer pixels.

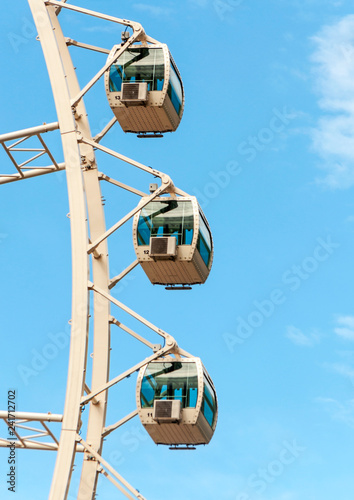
[
  {"left": 0, "top": 122, "right": 65, "bottom": 185},
  {"left": 0, "top": 412, "right": 65, "bottom": 451}
]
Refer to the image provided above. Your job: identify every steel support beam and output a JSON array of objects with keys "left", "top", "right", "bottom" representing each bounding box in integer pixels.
[
  {"left": 0, "top": 122, "right": 59, "bottom": 142},
  {"left": 28, "top": 2, "right": 90, "bottom": 499},
  {"left": 45, "top": 6, "right": 112, "bottom": 499}
]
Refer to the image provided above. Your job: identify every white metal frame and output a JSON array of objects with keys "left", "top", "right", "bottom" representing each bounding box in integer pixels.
[
  {"left": 104, "top": 40, "right": 185, "bottom": 133},
  {"left": 132, "top": 194, "right": 214, "bottom": 285},
  {"left": 0, "top": 2, "right": 207, "bottom": 500},
  {"left": 0, "top": 122, "right": 64, "bottom": 184},
  {"left": 136, "top": 357, "right": 218, "bottom": 446}
]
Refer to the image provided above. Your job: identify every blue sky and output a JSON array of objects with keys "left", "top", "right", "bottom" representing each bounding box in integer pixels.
[{"left": 1, "top": 0, "right": 354, "bottom": 499}]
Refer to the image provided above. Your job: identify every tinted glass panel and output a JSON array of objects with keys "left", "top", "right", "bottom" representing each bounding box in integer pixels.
[
  {"left": 141, "top": 362, "right": 198, "bottom": 409},
  {"left": 109, "top": 47, "right": 165, "bottom": 92},
  {"left": 167, "top": 60, "right": 183, "bottom": 116},
  {"left": 202, "top": 376, "right": 217, "bottom": 427},
  {"left": 197, "top": 214, "right": 212, "bottom": 267},
  {"left": 137, "top": 200, "right": 193, "bottom": 246}
]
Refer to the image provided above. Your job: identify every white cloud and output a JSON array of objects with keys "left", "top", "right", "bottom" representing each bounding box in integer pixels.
[
  {"left": 273, "top": 494, "right": 298, "bottom": 500},
  {"left": 330, "top": 362, "right": 354, "bottom": 379},
  {"left": 285, "top": 325, "right": 320, "bottom": 346},
  {"left": 316, "top": 397, "right": 354, "bottom": 428},
  {"left": 310, "top": 15, "right": 354, "bottom": 188},
  {"left": 334, "top": 315, "right": 354, "bottom": 340},
  {"left": 335, "top": 328, "right": 354, "bottom": 340},
  {"left": 188, "top": 0, "right": 209, "bottom": 6},
  {"left": 133, "top": 4, "right": 174, "bottom": 17}
]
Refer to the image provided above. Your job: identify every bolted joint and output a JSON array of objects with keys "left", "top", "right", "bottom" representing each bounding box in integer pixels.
[
  {"left": 165, "top": 334, "right": 177, "bottom": 349},
  {"left": 72, "top": 106, "right": 82, "bottom": 120},
  {"left": 158, "top": 174, "right": 175, "bottom": 195},
  {"left": 160, "top": 174, "right": 171, "bottom": 185},
  {"left": 160, "top": 174, "right": 176, "bottom": 195},
  {"left": 91, "top": 246, "right": 102, "bottom": 260},
  {"left": 81, "top": 155, "right": 95, "bottom": 170}
]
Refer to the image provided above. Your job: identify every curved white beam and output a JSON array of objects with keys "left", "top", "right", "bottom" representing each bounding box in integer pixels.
[{"left": 27, "top": 2, "right": 90, "bottom": 499}]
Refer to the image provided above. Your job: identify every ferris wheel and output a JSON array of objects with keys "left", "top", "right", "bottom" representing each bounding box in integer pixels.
[{"left": 0, "top": 2, "right": 218, "bottom": 499}]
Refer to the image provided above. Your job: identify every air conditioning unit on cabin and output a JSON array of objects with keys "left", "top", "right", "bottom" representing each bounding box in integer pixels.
[
  {"left": 121, "top": 82, "right": 148, "bottom": 103},
  {"left": 153, "top": 400, "right": 181, "bottom": 422},
  {"left": 150, "top": 236, "right": 177, "bottom": 258}
]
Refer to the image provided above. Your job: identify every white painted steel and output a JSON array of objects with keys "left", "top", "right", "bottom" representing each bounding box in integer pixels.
[
  {"left": 0, "top": 122, "right": 59, "bottom": 142},
  {"left": 0, "top": 122, "right": 64, "bottom": 184},
  {"left": 109, "top": 259, "right": 140, "bottom": 289},
  {"left": 27, "top": 2, "right": 90, "bottom": 499},
  {"left": 77, "top": 437, "right": 147, "bottom": 500},
  {"left": 0, "top": 412, "right": 84, "bottom": 452},
  {"left": 0, "top": 2, "right": 219, "bottom": 499},
  {"left": 103, "top": 410, "right": 139, "bottom": 438},
  {"left": 0, "top": 163, "right": 65, "bottom": 184},
  {"left": 0, "top": 412, "right": 63, "bottom": 422},
  {"left": 24, "top": 3, "right": 177, "bottom": 499},
  {"left": 43, "top": 5, "right": 111, "bottom": 499}
]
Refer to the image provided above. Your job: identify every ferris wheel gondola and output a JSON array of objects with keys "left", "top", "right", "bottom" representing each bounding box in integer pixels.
[
  {"left": 136, "top": 357, "right": 218, "bottom": 446},
  {"left": 105, "top": 42, "right": 185, "bottom": 134},
  {"left": 132, "top": 195, "right": 214, "bottom": 286}
]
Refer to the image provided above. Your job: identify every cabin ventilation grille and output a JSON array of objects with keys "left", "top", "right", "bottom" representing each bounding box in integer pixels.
[
  {"left": 121, "top": 82, "right": 148, "bottom": 103},
  {"left": 150, "top": 237, "right": 177, "bottom": 259},
  {"left": 153, "top": 400, "right": 181, "bottom": 422}
]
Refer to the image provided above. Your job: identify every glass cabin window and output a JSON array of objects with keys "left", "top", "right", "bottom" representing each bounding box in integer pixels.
[
  {"left": 202, "top": 375, "right": 217, "bottom": 428},
  {"left": 137, "top": 200, "right": 193, "bottom": 246},
  {"left": 109, "top": 47, "right": 165, "bottom": 92},
  {"left": 141, "top": 362, "right": 198, "bottom": 409},
  {"left": 197, "top": 214, "right": 212, "bottom": 267},
  {"left": 167, "top": 60, "right": 183, "bottom": 116}
]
